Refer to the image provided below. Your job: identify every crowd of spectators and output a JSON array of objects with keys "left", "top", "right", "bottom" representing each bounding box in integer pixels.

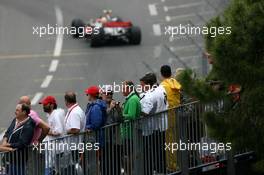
[{"left": 0, "top": 65, "right": 182, "bottom": 175}]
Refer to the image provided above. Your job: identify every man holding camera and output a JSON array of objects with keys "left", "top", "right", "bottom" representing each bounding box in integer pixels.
[{"left": 100, "top": 85, "right": 122, "bottom": 125}]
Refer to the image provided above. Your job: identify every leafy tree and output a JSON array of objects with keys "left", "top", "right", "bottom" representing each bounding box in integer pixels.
[{"left": 178, "top": 0, "right": 264, "bottom": 173}]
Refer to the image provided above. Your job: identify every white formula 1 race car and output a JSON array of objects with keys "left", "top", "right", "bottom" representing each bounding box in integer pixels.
[{"left": 71, "top": 10, "right": 142, "bottom": 47}]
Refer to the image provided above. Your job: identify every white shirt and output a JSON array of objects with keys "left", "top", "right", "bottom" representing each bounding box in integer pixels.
[
  {"left": 141, "top": 85, "right": 168, "bottom": 114},
  {"left": 44, "top": 108, "right": 65, "bottom": 168},
  {"left": 64, "top": 104, "right": 86, "bottom": 133},
  {"left": 140, "top": 85, "right": 168, "bottom": 136},
  {"left": 47, "top": 108, "right": 65, "bottom": 140}
]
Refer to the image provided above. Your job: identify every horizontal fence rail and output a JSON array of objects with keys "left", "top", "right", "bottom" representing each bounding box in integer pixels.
[{"left": 0, "top": 101, "right": 253, "bottom": 175}]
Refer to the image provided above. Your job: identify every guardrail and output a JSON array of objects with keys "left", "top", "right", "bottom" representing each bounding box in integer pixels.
[{"left": 0, "top": 101, "right": 254, "bottom": 175}]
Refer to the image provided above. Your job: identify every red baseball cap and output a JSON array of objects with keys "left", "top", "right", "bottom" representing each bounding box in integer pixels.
[
  {"left": 85, "top": 86, "right": 100, "bottom": 97},
  {"left": 39, "top": 96, "right": 57, "bottom": 105}
]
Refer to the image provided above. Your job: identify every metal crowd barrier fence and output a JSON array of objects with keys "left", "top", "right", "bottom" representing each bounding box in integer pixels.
[{"left": 0, "top": 101, "right": 253, "bottom": 175}]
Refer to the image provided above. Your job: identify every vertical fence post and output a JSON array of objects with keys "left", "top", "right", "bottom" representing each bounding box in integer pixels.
[
  {"left": 178, "top": 108, "right": 189, "bottom": 175},
  {"left": 227, "top": 151, "right": 236, "bottom": 175}
]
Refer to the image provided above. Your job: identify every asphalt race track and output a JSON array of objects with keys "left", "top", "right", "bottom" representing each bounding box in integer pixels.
[{"left": 0, "top": 0, "right": 228, "bottom": 130}]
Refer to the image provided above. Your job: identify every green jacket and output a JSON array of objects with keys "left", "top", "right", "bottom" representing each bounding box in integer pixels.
[{"left": 121, "top": 92, "right": 141, "bottom": 139}]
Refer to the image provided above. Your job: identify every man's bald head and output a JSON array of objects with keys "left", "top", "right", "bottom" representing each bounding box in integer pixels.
[
  {"left": 64, "top": 91, "right": 77, "bottom": 105},
  {"left": 19, "top": 96, "right": 31, "bottom": 107}
]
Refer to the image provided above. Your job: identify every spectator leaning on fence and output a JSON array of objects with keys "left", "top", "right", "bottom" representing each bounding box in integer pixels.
[
  {"left": 100, "top": 85, "right": 122, "bottom": 124},
  {"left": 85, "top": 86, "right": 107, "bottom": 131},
  {"left": 140, "top": 73, "right": 168, "bottom": 174},
  {"left": 39, "top": 96, "right": 65, "bottom": 140},
  {"left": 39, "top": 96, "right": 65, "bottom": 175},
  {"left": 64, "top": 91, "right": 86, "bottom": 173},
  {"left": 19, "top": 96, "right": 50, "bottom": 144},
  {"left": 160, "top": 65, "right": 182, "bottom": 171},
  {"left": 64, "top": 91, "right": 86, "bottom": 134},
  {"left": 2, "top": 104, "right": 35, "bottom": 150},
  {"left": 140, "top": 73, "right": 168, "bottom": 135},
  {"left": 121, "top": 81, "right": 141, "bottom": 174},
  {"left": 85, "top": 86, "right": 108, "bottom": 175},
  {"left": 19, "top": 96, "right": 50, "bottom": 175},
  {"left": 1, "top": 104, "right": 35, "bottom": 175},
  {"left": 100, "top": 85, "right": 122, "bottom": 175}
]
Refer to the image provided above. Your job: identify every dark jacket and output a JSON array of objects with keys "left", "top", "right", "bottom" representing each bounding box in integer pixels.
[
  {"left": 4, "top": 117, "right": 35, "bottom": 150},
  {"left": 106, "top": 102, "right": 122, "bottom": 125},
  {"left": 85, "top": 99, "right": 107, "bottom": 130},
  {"left": 4, "top": 117, "right": 35, "bottom": 169}
]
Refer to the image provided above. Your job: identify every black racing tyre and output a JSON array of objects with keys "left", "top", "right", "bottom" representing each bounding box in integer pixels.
[
  {"left": 71, "top": 19, "right": 85, "bottom": 38},
  {"left": 129, "top": 26, "right": 141, "bottom": 45},
  {"left": 90, "top": 28, "right": 104, "bottom": 47}
]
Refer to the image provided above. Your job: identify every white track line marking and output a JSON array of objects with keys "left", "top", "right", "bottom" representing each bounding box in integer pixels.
[
  {"left": 42, "top": 62, "right": 88, "bottom": 68},
  {"left": 41, "top": 75, "right": 53, "bottom": 88},
  {"left": 53, "top": 6, "right": 63, "bottom": 57},
  {"left": 170, "top": 45, "right": 198, "bottom": 51},
  {"left": 31, "top": 92, "right": 44, "bottom": 106},
  {"left": 161, "top": 0, "right": 173, "bottom": 2},
  {"left": 165, "top": 11, "right": 214, "bottom": 21},
  {"left": 35, "top": 77, "right": 85, "bottom": 82},
  {"left": 166, "top": 16, "right": 171, "bottom": 22},
  {"left": 164, "top": 2, "right": 204, "bottom": 11},
  {"left": 49, "top": 59, "right": 59, "bottom": 72},
  {"left": 153, "top": 24, "right": 162, "bottom": 36},
  {"left": 154, "top": 45, "right": 162, "bottom": 58},
  {"left": 149, "top": 4, "right": 158, "bottom": 16}
]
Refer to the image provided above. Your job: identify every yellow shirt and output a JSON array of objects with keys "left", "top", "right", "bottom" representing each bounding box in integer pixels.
[{"left": 161, "top": 78, "right": 181, "bottom": 108}]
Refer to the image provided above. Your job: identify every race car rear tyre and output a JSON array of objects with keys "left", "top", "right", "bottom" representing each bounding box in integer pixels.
[
  {"left": 129, "top": 26, "right": 141, "bottom": 45},
  {"left": 90, "top": 28, "right": 104, "bottom": 47},
  {"left": 71, "top": 19, "right": 85, "bottom": 38}
]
